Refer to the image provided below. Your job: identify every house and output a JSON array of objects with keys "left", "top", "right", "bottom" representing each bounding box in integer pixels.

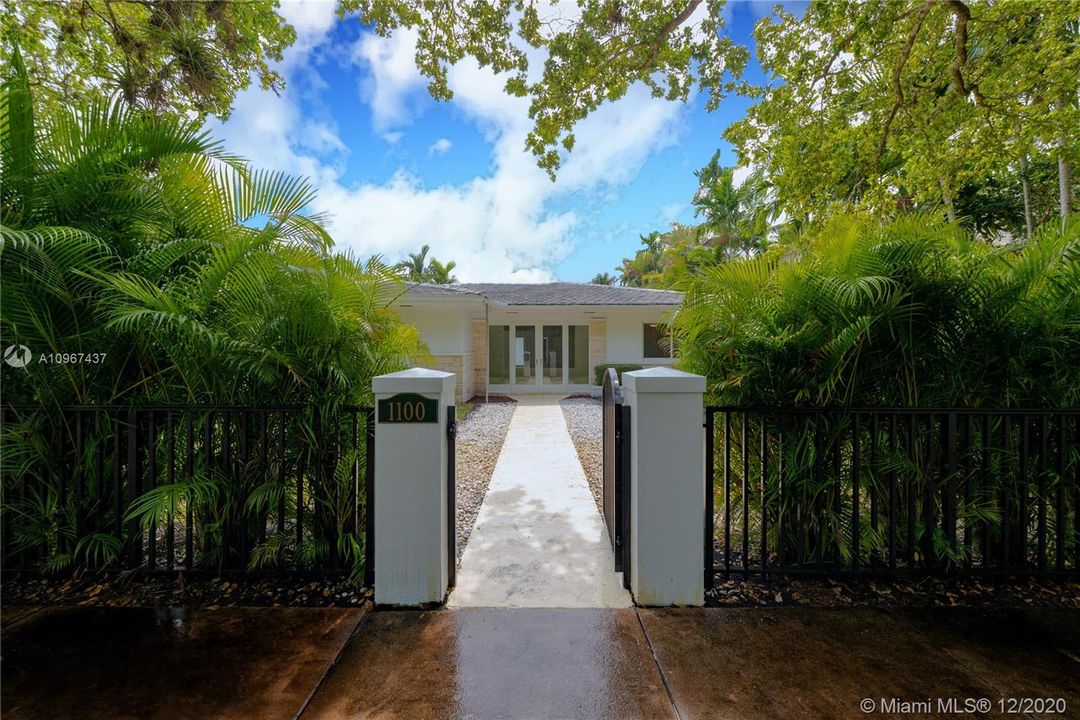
[{"left": 395, "top": 283, "right": 683, "bottom": 401}]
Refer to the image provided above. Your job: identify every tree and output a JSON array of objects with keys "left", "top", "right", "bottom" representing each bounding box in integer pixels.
[
  {"left": 724, "top": 1, "right": 1079, "bottom": 225},
  {"left": 426, "top": 258, "right": 458, "bottom": 284},
  {"left": 342, "top": 0, "right": 1075, "bottom": 231},
  {"left": 339, "top": 0, "right": 746, "bottom": 177},
  {"left": 678, "top": 213, "right": 1080, "bottom": 408},
  {"left": 590, "top": 272, "right": 615, "bottom": 285},
  {"left": 693, "top": 152, "right": 779, "bottom": 257},
  {"left": 396, "top": 244, "right": 458, "bottom": 284},
  {"left": 397, "top": 244, "right": 431, "bottom": 281},
  {"left": 0, "top": 0, "right": 296, "bottom": 120},
  {"left": 0, "top": 46, "right": 421, "bottom": 408}
]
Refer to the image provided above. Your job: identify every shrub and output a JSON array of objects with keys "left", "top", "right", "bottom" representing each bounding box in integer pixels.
[
  {"left": 677, "top": 214, "right": 1080, "bottom": 408},
  {"left": 594, "top": 364, "right": 644, "bottom": 386}
]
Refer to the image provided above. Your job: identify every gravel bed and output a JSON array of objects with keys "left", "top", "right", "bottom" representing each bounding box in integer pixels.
[
  {"left": 2, "top": 573, "right": 371, "bottom": 608},
  {"left": 706, "top": 574, "right": 1080, "bottom": 609},
  {"left": 455, "top": 399, "right": 517, "bottom": 561},
  {"left": 559, "top": 396, "right": 603, "bottom": 515}
]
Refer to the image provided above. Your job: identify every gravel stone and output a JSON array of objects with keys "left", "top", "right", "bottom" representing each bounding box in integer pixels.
[
  {"left": 559, "top": 397, "right": 603, "bottom": 515},
  {"left": 455, "top": 400, "right": 516, "bottom": 561}
]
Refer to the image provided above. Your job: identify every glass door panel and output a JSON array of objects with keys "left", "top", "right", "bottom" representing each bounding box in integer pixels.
[
  {"left": 488, "top": 325, "right": 510, "bottom": 385},
  {"left": 542, "top": 325, "right": 563, "bottom": 385},
  {"left": 568, "top": 325, "right": 589, "bottom": 384},
  {"left": 514, "top": 325, "right": 536, "bottom": 385}
]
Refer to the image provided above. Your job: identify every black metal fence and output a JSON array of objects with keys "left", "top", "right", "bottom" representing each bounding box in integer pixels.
[
  {"left": 705, "top": 407, "right": 1080, "bottom": 583},
  {"left": 602, "top": 369, "right": 631, "bottom": 586},
  {"left": 1, "top": 405, "right": 375, "bottom": 583}
]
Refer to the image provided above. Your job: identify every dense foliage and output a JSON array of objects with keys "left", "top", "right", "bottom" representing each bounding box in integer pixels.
[
  {"left": 729, "top": 0, "right": 1079, "bottom": 223},
  {"left": 0, "top": 47, "right": 422, "bottom": 578},
  {"left": 678, "top": 215, "right": 1080, "bottom": 408},
  {"left": 1, "top": 47, "right": 423, "bottom": 409},
  {"left": 1, "top": 0, "right": 295, "bottom": 121}
]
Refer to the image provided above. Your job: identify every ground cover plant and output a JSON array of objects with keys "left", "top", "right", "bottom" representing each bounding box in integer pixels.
[{"left": 0, "top": 46, "right": 424, "bottom": 581}]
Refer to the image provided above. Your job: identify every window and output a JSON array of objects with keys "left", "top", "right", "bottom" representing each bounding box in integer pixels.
[
  {"left": 568, "top": 325, "right": 589, "bottom": 384},
  {"left": 643, "top": 323, "right": 670, "bottom": 359}
]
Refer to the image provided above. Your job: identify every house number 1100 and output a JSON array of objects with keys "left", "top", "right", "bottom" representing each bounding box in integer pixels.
[
  {"left": 387, "top": 399, "right": 425, "bottom": 422},
  {"left": 377, "top": 393, "right": 439, "bottom": 424}
]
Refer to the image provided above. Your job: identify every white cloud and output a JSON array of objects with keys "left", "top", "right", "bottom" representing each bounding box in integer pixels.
[
  {"left": 732, "top": 165, "right": 754, "bottom": 187},
  {"left": 351, "top": 28, "right": 426, "bottom": 130},
  {"left": 214, "top": 14, "right": 693, "bottom": 282},
  {"left": 427, "top": 138, "right": 452, "bottom": 156},
  {"left": 277, "top": 1, "right": 338, "bottom": 59}
]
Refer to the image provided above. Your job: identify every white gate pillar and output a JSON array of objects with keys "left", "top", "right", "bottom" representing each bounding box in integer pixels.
[
  {"left": 622, "top": 368, "right": 706, "bottom": 606},
  {"left": 372, "top": 368, "right": 455, "bottom": 606}
]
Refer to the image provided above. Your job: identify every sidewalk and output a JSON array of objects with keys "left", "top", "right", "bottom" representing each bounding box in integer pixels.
[
  {"left": 449, "top": 395, "right": 630, "bottom": 608},
  {"left": 4, "top": 604, "right": 1077, "bottom": 718}
]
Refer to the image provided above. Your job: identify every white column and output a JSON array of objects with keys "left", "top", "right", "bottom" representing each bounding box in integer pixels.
[
  {"left": 372, "top": 368, "right": 455, "bottom": 606},
  {"left": 622, "top": 367, "right": 706, "bottom": 607}
]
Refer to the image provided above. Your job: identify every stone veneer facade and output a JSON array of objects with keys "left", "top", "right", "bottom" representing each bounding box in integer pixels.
[
  {"left": 588, "top": 318, "right": 607, "bottom": 385},
  {"left": 429, "top": 354, "right": 473, "bottom": 403},
  {"left": 470, "top": 319, "right": 487, "bottom": 399}
]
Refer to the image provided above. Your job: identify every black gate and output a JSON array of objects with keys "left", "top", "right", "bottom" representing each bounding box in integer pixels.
[
  {"left": 602, "top": 369, "right": 631, "bottom": 587},
  {"left": 446, "top": 405, "right": 456, "bottom": 589}
]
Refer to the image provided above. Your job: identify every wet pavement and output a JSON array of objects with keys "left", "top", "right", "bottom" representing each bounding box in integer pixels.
[
  {"left": 3, "top": 605, "right": 1078, "bottom": 719},
  {"left": 1, "top": 606, "right": 364, "bottom": 720},
  {"left": 638, "top": 607, "right": 1080, "bottom": 719},
  {"left": 304, "top": 608, "right": 673, "bottom": 719}
]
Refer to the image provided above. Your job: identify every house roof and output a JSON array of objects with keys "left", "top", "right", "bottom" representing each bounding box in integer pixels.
[{"left": 404, "top": 282, "right": 682, "bottom": 306}]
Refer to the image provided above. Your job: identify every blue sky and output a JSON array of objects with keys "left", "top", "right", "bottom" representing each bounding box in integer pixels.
[{"left": 210, "top": 1, "right": 803, "bottom": 282}]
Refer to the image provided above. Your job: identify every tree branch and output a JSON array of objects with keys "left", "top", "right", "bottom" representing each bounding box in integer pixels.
[
  {"left": 636, "top": 0, "right": 703, "bottom": 72},
  {"left": 946, "top": 0, "right": 986, "bottom": 106},
  {"left": 875, "top": 0, "right": 934, "bottom": 169}
]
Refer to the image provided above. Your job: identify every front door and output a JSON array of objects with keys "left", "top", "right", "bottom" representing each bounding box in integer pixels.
[
  {"left": 488, "top": 322, "right": 590, "bottom": 391},
  {"left": 541, "top": 325, "right": 564, "bottom": 385}
]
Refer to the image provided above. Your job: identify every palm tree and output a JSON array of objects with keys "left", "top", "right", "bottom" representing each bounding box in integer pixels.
[
  {"left": 590, "top": 272, "right": 615, "bottom": 285},
  {"left": 397, "top": 245, "right": 431, "bottom": 281},
  {"left": 426, "top": 258, "right": 458, "bottom": 284},
  {"left": 1, "top": 44, "right": 423, "bottom": 409},
  {"left": 1, "top": 44, "right": 426, "bottom": 578},
  {"left": 395, "top": 245, "right": 459, "bottom": 284},
  {"left": 693, "top": 153, "right": 779, "bottom": 258}
]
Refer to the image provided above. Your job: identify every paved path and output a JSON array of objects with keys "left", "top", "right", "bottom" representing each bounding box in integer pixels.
[{"left": 449, "top": 395, "right": 631, "bottom": 608}]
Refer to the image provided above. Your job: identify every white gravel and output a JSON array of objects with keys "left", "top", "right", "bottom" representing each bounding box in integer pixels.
[
  {"left": 455, "top": 400, "right": 516, "bottom": 561},
  {"left": 559, "top": 397, "right": 603, "bottom": 515}
]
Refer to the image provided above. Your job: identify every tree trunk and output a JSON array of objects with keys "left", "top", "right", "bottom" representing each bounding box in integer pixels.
[
  {"left": 1020, "top": 154, "right": 1034, "bottom": 241},
  {"left": 940, "top": 178, "right": 956, "bottom": 222},
  {"left": 1058, "top": 133, "right": 1073, "bottom": 219}
]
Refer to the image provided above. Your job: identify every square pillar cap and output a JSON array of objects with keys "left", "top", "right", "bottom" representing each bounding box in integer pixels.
[
  {"left": 623, "top": 367, "right": 705, "bottom": 394},
  {"left": 373, "top": 367, "right": 455, "bottom": 395}
]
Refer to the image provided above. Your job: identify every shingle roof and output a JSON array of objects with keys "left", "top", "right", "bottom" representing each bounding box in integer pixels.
[{"left": 405, "top": 282, "right": 681, "bottom": 306}]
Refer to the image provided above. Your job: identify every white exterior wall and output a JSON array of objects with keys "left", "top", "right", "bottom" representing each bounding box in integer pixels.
[
  {"left": 396, "top": 305, "right": 469, "bottom": 354},
  {"left": 604, "top": 309, "right": 676, "bottom": 366},
  {"left": 394, "top": 296, "right": 679, "bottom": 394}
]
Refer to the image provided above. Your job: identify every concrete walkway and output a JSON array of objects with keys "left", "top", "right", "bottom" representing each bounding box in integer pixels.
[{"left": 449, "top": 395, "right": 631, "bottom": 608}]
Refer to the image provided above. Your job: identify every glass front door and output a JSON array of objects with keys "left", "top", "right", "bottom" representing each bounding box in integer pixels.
[
  {"left": 541, "top": 325, "right": 563, "bottom": 385},
  {"left": 490, "top": 323, "right": 591, "bottom": 388},
  {"left": 514, "top": 325, "right": 536, "bottom": 385}
]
